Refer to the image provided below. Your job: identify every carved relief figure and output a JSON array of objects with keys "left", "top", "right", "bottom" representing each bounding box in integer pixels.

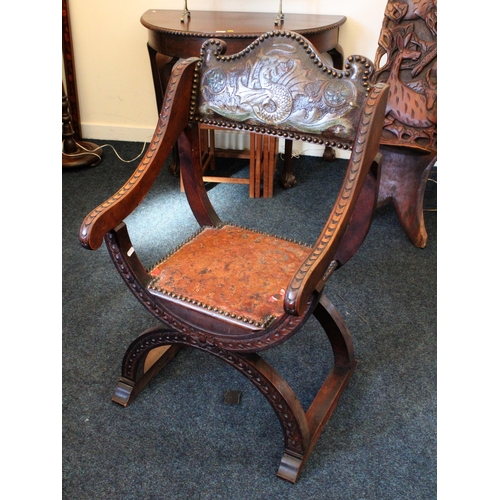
[
  {"left": 198, "top": 40, "right": 371, "bottom": 139},
  {"left": 373, "top": 0, "right": 437, "bottom": 151}
]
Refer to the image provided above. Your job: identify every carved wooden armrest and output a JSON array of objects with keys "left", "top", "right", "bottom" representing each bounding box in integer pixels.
[
  {"left": 284, "top": 83, "right": 389, "bottom": 316},
  {"left": 79, "top": 58, "right": 198, "bottom": 250}
]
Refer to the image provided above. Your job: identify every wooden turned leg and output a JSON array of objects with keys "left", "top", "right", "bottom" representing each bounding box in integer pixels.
[
  {"left": 322, "top": 145, "right": 336, "bottom": 162},
  {"left": 280, "top": 139, "right": 297, "bottom": 189},
  {"left": 112, "top": 325, "right": 183, "bottom": 407},
  {"left": 377, "top": 146, "right": 436, "bottom": 248}
]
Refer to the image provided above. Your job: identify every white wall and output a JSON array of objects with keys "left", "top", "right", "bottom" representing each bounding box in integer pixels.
[{"left": 67, "top": 0, "right": 387, "bottom": 156}]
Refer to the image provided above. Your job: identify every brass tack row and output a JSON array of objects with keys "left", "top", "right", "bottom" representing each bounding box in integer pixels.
[
  {"left": 192, "top": 115, "right": 353, "bottom": 150},
  {"left": 145, "top": 222, "right": 312, "bottom": 328},
  {"left": 148, "top": 279, "right": 276, "bottom": 329}
]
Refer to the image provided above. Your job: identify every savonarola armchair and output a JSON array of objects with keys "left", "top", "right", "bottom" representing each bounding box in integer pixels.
[{"left": 80, "top": 30, "right": 389, "bottom": 483}]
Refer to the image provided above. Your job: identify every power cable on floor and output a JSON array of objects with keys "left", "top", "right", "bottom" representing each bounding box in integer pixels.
[{"left": 62, "top": 140, "right": 148, "bottom": 164}]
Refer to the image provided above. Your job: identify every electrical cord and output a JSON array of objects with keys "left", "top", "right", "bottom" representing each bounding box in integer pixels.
[
  {"left": 279, "top": 150, "right": 302, "bottom": 161},
  {"left": 279, "top": 149, "right": 331, "bottom": 161},
  {"left": 62, "top": 140, "right": 148, "bottom": 163}
]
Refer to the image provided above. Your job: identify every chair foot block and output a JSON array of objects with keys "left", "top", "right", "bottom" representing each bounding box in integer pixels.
[
  {"left": 112, "top": 343, "right": 184, "bottom": 407},
  {"left": 112, "top": 378, "right": 135, "bottom": 407},
  {"left": 277, "top": 453, "right": 303, "bottom": 483}
]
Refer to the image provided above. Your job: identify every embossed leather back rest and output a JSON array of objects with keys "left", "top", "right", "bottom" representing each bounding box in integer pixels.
[
  {"left": 372, "top": 0, "right": 437, "bottom": 152},
  {"left": 191, "top": 32, "right": 376, "bottom": 151}
]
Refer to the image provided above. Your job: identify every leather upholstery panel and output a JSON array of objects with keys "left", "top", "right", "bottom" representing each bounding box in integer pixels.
[{"left": 149, "top": 225, "right": 311, "bottom": 326}]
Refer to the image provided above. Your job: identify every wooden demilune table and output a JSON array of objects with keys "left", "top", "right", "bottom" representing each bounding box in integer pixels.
[{"left": 141, "top": 10, "right": 346, "bottom": 196}]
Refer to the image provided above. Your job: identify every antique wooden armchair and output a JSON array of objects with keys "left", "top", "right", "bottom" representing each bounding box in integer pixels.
[{"left": 80, "top": 31, "right": 389, "bottom": 483}]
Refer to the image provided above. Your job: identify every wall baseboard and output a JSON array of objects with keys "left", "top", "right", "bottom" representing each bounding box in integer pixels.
[{"left": 81, "top": 123, "right": 155, "bottom": 143}]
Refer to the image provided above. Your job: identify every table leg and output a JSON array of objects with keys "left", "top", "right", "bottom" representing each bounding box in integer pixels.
[
  {"left": 327, "top": 45, "right": 344, "bottom": 71},
  {"left": 280, "top": 139, "right": 297, "bottom": 189}
]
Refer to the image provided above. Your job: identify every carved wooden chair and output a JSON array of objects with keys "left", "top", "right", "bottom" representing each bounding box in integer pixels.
[
  {"left": 372, "top": 0, "right": 437, "bottom": 248},
  {"left": 80, "top": 31, "right": 389, "bottom": 483}
]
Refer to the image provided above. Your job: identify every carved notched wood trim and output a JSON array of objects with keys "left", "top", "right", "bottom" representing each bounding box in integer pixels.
[
  {"left": 284, "top": 83, "right": 389, "bottom": 315},
  {"left": 120, "top": 325, "right": 309, "bottom": 456}
]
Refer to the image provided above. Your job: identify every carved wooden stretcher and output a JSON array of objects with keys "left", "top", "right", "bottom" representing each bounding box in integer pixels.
[{"left": 80, "top": 31, "right": 389, "bottom": 483}]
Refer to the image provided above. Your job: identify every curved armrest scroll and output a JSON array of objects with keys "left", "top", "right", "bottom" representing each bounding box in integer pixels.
[
  {"left": 79, "top": 57, "right": 198, "bottom": 250},
  {"left": 284, "top": 83, "right": 390, "bottom": 316}
]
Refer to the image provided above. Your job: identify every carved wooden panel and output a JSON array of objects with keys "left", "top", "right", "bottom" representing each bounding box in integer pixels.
[
  {"left": 373, "top": 0, "right": 437, "bottom": 152},
  {"left": 192, "top": 32, "right": 376, "bottom": 150}
]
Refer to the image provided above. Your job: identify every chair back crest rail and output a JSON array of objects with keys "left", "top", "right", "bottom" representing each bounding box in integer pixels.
[
  {"left": 80, "top": 31, "right": 388, "bottom": 261},
  {"left": 193, "top": 31, "right": 377, "bottom": 150}
]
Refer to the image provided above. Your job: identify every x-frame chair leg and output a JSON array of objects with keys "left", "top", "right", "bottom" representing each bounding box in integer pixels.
[{"left": 110, "top": 293, "right": 357, "bottom": 483}]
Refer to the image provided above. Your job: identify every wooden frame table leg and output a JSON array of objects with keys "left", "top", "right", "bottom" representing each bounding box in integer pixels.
[
  {"left": 280, "top": 139, "right": 297, "bottom": 189},
  {"left": 250, "top": 134, "right": 262, "bottom": 198},
  {"left": 263, "top": 136, "right": 278, "bottom": 198}
]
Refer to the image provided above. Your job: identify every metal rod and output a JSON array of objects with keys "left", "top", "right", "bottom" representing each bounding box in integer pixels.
[
  {"left": 180, "top": 0, "right": 190, "bottom": 22},
  {"left": 274, "top": 0, "right": 284, "bottom": 25}
]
